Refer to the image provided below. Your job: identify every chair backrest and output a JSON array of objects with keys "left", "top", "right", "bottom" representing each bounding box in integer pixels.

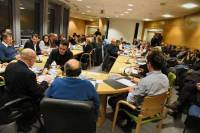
[
  {"left": 0, "top": 76, "right": 5, "bottom": 86},
  {"left": 168, "top": 72, "right": 176, "bottom": 88},
  {"left": 40, "top": 98, "right": 96, "bottom": 133},
  {"left": 140, "top": 92, "right": 168, "bottom": 118}
]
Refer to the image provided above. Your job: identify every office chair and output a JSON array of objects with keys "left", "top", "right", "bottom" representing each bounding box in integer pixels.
[
  {"left": 112, "top": 92, "right": 168, "bottom": 133},
  {"left": 40, "top": 98, "right": 96, "bottom": 133},
  {"left": 0, "top": 97, "right": 34, "bottom": 125}
]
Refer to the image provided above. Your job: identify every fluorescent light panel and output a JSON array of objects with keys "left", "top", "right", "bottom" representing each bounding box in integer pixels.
[
  {"left": 20, "top": 7, "right": 25, "bottom": 10},
  {"left": 143, "top": 18, "right": 151, "bottom": 21},
  {"left": 162, "top": 14, "right": 173, "bottom": 18},
  {"left": 181, "top": 3, "right": 198, "bottom": 9},
  {"left": 128, "top": 4, "right": 133, "bottom": 7}
]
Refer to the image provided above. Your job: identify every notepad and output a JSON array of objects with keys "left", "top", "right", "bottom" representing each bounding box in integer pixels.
[
  {"left": 116, "top": 78, "right": 136, "bottom": 87},
  {"left": 104, "top": 79, "right": 127, "bottom": 89}
]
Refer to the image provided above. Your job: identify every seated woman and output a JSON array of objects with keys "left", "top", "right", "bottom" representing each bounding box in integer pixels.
[
  {"left": 83, "top": 38, "right": 93, "bottom": 53},
  {"left": 39, "top": 34, "right": 51, "bottom": 55},
  {"left": 80, "top": 38, "right": 93, "bottom": 69}
]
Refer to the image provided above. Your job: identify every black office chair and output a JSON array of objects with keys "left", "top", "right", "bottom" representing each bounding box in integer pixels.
[
  {"left": 183, "top": 114, "right": 200, "bottom": 133},
  {"left": 0, "top": 97, "right": 33, "bottom": 125},
  {"left": 40, "top": 98, "right": 97, "bottom": 133}
]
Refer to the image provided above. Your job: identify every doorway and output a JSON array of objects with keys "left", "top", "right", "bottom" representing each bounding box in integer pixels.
[{"left": 143, "top": 28, "right": 163, "bottom": 43}]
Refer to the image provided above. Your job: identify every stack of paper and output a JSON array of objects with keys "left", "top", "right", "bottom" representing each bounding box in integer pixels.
[{"left": 116, "top": 78, "right": 136, "bottom": 87}]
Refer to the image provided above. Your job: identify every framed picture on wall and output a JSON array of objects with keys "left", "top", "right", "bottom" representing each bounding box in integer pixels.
[{"left": 85, "top": 25, "right": 98, "bottom": 36}]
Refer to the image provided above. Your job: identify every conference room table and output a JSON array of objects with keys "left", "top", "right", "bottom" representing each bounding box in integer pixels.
[{"left": 34, "top": 51, "right": 142, "bottom": 127}]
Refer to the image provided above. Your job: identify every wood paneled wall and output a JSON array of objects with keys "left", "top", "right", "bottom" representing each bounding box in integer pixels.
[{"left": 142, "top": 12, "right": 200, "bottom": 49}]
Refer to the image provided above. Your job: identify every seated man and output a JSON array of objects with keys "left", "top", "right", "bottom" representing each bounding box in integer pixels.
[
  {"left": 108, "top": 50, "right": 169, "bottom": 129},
  {"left": 24, "top": 34, "right": 41, "bottom": 55},
  {"left": 126, "top": 50, "right": 169, "bottom": 105},
  {"left": 45, "top": 59, "right": 99, "bottom": 112},
  {"left": 102, "top": 39, "right": 119, "bottom": 72},
  {"left": 0, "top": 33, "right": 17, "bottom": 63},
  {"left": 4, "top": 48, "right": 49, "bottom": 132},
  {"left": 43, "top": 40, "right": 73, "bottom": 72},
  {"left": 167, "top": 70, "right": 200, "bottom": 119}
]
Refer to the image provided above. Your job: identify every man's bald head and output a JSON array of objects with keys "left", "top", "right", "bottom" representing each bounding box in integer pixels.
[
  {"left": 111, "top": 39, "right": 116, "bottom": 45},
  {"left": 64, "top": 59, "right": 81, "bottom": 77},
  {"left": 20, "top": 48, "right": 36, "bottom": 67}
]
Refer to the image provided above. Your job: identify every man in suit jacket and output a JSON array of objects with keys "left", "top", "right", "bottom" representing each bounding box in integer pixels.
[
  {"left": 24, "top": 34, "right": 41, "bottom": 55},
  {"left": 4, "top": 48, "right": 49, "bottom": 132}
]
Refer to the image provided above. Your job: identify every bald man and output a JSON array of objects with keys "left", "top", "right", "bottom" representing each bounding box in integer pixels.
[
  {"left": 4, "top": 48, "right": 48, "bottom": 132},
  {"left": 102, "top": 39, "right": 119, "bottom": 71},
  {"left": 45, "top": 59, "right": 99, "bottom": 111}
]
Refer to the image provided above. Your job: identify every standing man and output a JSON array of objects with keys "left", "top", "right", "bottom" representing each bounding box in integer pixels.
[
  {"left": 24, "top": 34, "right": 41, "bottom": 55},
  {"left": 94, "top": 28, "right": 102, "bottom": 37}
]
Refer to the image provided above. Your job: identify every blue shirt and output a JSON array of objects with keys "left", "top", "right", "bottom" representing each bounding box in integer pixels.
[
  {"left": 45, "top": 77, "right": 100, "bottom": 110},
  {"left": 0, "top": 43, "right": 17, "bottom": 62}
]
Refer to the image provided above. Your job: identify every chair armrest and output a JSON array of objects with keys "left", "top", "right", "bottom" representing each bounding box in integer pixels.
[
  {"left": 4, "top": 97, "right": 31, "bottom": 107},
  {"left": 0, "top": 76, "right": 4, "bottom": 82},
  {"left": 109, "top": 56, "right": 117, "bottom": 60},
  {"left": 117, "top": 100, "right": 137, "bottom": 110}
]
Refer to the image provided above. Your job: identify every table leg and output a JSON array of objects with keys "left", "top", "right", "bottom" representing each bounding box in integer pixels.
[{"left": 97, "top": 94, "right": 107, "bottom": 127}]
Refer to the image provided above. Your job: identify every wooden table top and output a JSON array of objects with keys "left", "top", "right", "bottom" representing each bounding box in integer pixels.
[
  {"left": 81, "top": 71, "right": 131, "bottom": 95},
  {"left": 109, "top": 55, "right": 138, "bottom": 74}
]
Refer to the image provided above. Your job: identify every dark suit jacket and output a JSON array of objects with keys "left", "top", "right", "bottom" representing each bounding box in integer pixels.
[
  {"left": 83, "top": 44, "right": 93, "bottom": 53},
  {"left": 4, "top": 60, "right": 48, "bottom": 103},
  {"left": 24, "top": 40, "right": 41, "bottom": 55}
]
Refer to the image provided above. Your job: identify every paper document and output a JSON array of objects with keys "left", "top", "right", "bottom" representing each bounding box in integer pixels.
[
  {"left": 116, "top": 78, "right": 136, "bottom": 87},
  {"left": 89, "top": 80, "right": 96, "bottom": 88},
  {"left": 96, "top": 80, "right": 103, "bottom": 84},
  {"left": 137, "top": 62, "right": 146, "bottom": 65}
]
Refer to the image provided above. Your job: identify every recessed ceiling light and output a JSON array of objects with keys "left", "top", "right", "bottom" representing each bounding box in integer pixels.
[
  {"left": 120, "top": 13, "right": 124, "bottom": 16},
  {"left": 162, "top": 14, "right": 174, "bottom": 18},
  {"left": 124, "top": 11, "right": 129, "bottom": 14},
  {"left": 77, "top": 0, "right": 82, "bottom": 2},
  {"left": 143, "top": 18, "right": 151, "bottom": 21},
  {"left": 86, "top": 6, "right": 91, "bottom": 8},
  {"left": 20, "top": 7, "right": 25, "bottom": 10},
  {"left": 181, "top": 3, "right": 198, "bottom": 9},
  {"left": 128, "top": 4, "right": 134, "bottom": 7},
  {"left": 127, "top": 8, "right": 133, "bottom": 11}
]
